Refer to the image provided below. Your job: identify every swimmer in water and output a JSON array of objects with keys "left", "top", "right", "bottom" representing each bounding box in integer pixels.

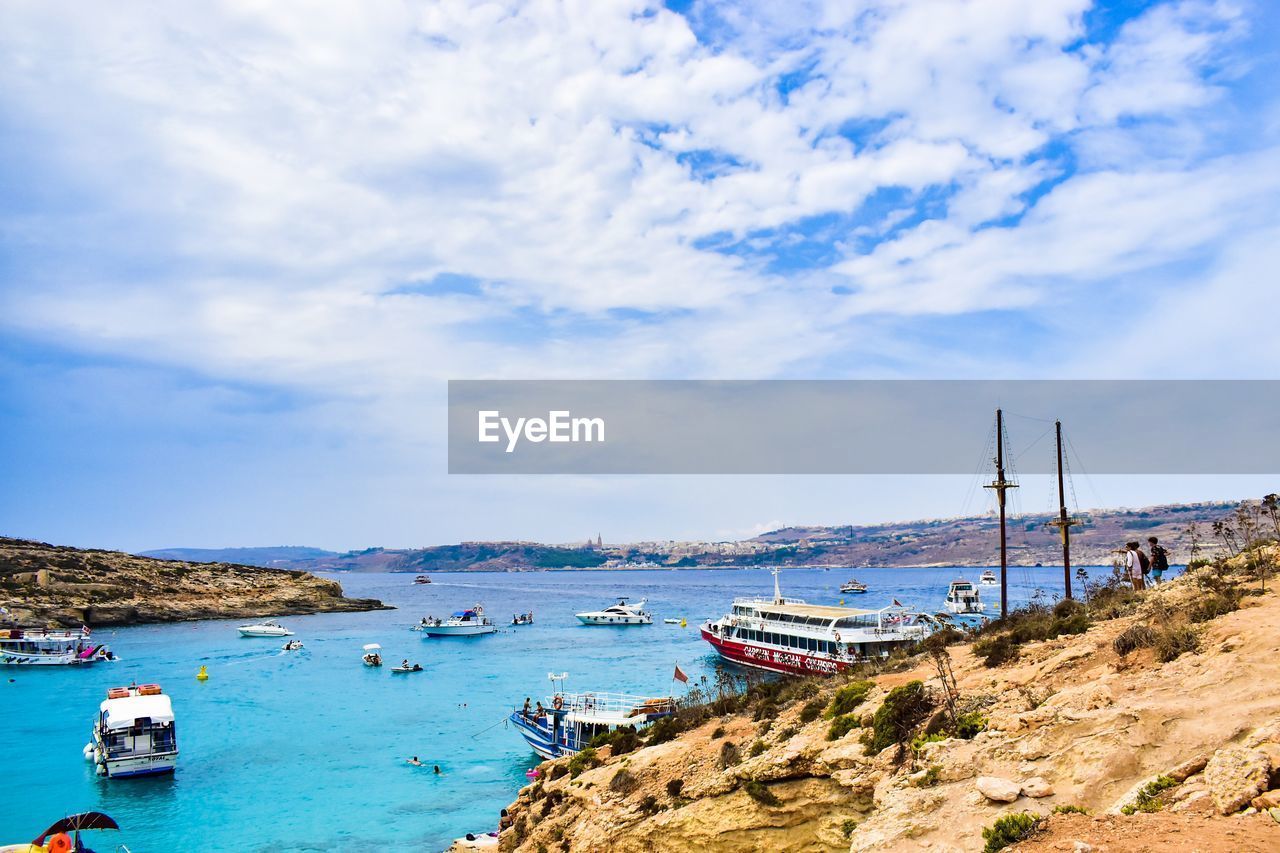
[{"left": 408, "top": 756, "right": 422, "bottom": 766}]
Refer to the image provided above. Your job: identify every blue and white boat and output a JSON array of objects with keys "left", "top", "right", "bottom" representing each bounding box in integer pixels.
[
  {"left": 510, "top": 685, "right": 675, "bottom": 760},
  {"left": 417, "top": 604, "right": 496, "bottom": 637},
  {"left": 86, "top": 684, "right": 178, "bottom": 778}
]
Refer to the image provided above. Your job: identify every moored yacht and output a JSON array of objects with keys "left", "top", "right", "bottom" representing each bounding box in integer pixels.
[
  {"left": 979, "top": 570, "right": 998, "bottom": 585},
  {"left": 575, "top": 598, "right": 652, "bottom": 625},
  {"left": 419, "top": 604, "right": 496, "bottom": 636},
  {"left": 0, "top": 626, "right": 112, "bottom": 666},
  {"left": 701, "top": 570, "right": 933, "bottom": 676},
  {"left": 944, "top": 578, "right": 984, "bottom": 614},
  {"left": 237, "top": 620, "right": 293, "bottom": 637},
  {"left": 86, "top": 683, "right": 178, "bottom": 778},
  {"left": 509, "top": 686, "right": 675, "bottom": 759},
  {"left": 839, "top": 579, "right": 868, "bottom": 594},
  {"left": 413, "top": 575, "right": 431, "bottom": 584}
]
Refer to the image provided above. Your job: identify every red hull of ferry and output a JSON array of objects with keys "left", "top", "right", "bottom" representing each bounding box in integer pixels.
[{"left": 701, "top": 628, "right": 849, "bottom": 677}]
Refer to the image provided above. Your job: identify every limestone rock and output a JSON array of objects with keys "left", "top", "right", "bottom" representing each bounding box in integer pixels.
[
  {"left": 1204, "top": 746, "right": 1271, "bottom": 814},
  {"left": 1167, "top": 753, "right": 1209, "bottom": 783},
  {"left": 1073, "top": 843, "right": 1094, "bottom": 853},
  {"left": 976, "top": 776, "right": 1021, "bottom": 803},
  {"left": 1021, "top": 777, "right": 1054, "bottom": 798},
  {"left": 1251, "top": 790, "right": 1280, "bottom": 810}
]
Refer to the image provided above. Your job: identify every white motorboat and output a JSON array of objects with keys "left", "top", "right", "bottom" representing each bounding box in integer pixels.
[
  {"left": 237, "top": 621, "right": 293, "bottom": 638},
  {"left": 576, "top": 598, "right": 653, "bottom": 625},
  {"left": 419, "top": 605, "right": 496, "bottom": 637},
  {"left": 944, "top": 579, "right": 985, "bottom": 614},
  {"left": 362, "top": 643, "right": 383, "bottom": 666},
  {"left": 86, "top": 684, "right": 178, "bottom": 778},
  {"left": 0, "top": 626, "right": 112, "bottom": 666},
  {"left": 840, "top": 579, "right": 868, "bottom": 594},
  {"left": 979, "top": 570, "right": 998, "bottom": 585}
]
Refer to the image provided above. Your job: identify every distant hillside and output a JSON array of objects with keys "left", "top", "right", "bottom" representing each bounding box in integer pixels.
[
  {"left": 274, "top": 500, "right": 1244, "bottom": 573},
  {"left": 138, "top": 545, "right": 339, "bottom": 567},
  {"left": 1, "top": 538, "right": 386, "bottom": 626}
]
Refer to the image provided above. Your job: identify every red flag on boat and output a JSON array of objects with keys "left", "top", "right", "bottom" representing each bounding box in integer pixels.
[
  {"left": 673, "top": 664, "right": 689, "bottom": 684},
  {"left": 892, "top": 599, "right": 902, "bottom": 607}
]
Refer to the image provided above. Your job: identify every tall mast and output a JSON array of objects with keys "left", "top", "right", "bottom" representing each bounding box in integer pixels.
[
  {"left": 1048, "top": 420, "right": 1078, "bottom": 600},
  {"left": 985, "top": 409, "right": 1017, "bottom": 619}
]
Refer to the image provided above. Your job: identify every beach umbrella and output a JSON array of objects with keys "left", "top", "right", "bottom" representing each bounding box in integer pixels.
[{"left": 34, "top": 812, "right": 119, "bottom": 844}]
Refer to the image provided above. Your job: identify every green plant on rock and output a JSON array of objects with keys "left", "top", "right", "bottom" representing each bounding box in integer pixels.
[
  {"left": 981, "top": 812, "right": 1043, "bottom": 853},
  {"left": 749, "top": 739, "right": 767, "bottom": 757},
  {"left": 1121, "top": 775, "right": 1177, "bottom": 814},
  {"left": 866, "top": 680, "right": 931, "bottom": 755},
  {"left": 827, "top": 712, "right": 861, "bottom": 741},
  {"left": 840, "top": 818, "right": 858, "bottom": 838},
  {"left": 909, "top": 732, "right": 946, "bottom": 755},
  {"left": 914, "top": 765, "right": 941, "bottom": 787},
  {"left": 609, "top": 768, "right": 638, "bottom": 794},
  {"left": 953, "top": 711, "right": 987, "bottom": 739},
  {"left": 827, "top": 680, "right": 875, "bottom": 718},
  {"left": 1154, "top": 625, "right": 1199, "bottom": 662},
  {"left": 665, "top": 778, "right": 683, "bottom": 798},
  {"left": 799, "top": 697, "right": 826, "bottom": 724},
  {"left": 567, "top": 747, "right": 600, "bottom": 779},
  {"left": 1052, "top": 804, "right": 1088, "bottom": 815},
  {"left": 743, "top": 779, "right": 780, "bottom": 806}
]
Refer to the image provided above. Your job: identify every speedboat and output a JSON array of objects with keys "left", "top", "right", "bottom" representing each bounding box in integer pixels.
[
  {"left": 576, "top": 598, "right": 652, "bottom": 625},
  {"left": 391, "top": 661, "right": 424, "bottom": 673},
  {"left": 840, "top": 579, "right": 868, "bottom": 594},
  {"left": 418, "top": 604, "right": 496, "bottom": 637},
  {"left": 413, "top": 575, "right": 431, "bottom": 584},
  {"left": 510, "top": 680, "right": 675, "bottom": 759},
  {"left": 944, "top": 579, "right": 985, "bottom": 614},
  {"left": 281, "top": 640, "right": 304, "bottom": 651},
  {"left": 85, "top": 684, "right": 177, "bottom": 778},
  {"left": 1, "top": 812, "right": 121, "bottom": 853},
  {"left": 0, "top": 626, "right": 112, "bottom": 666},
  {"left": 362, "top": 644, "right": 383, "bottom": 666},
  {"left": 980, "top": 570, "right": 998, "bottom": 585},
  {"left": 237, "top": 621, "right": 293, "bottom": 637}
]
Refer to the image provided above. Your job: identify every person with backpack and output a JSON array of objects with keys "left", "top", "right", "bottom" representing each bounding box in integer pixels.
[
  {"left": 1124, "top": 541, "right": 1148, "bottom": 591},
  {"left": 1147, "top": 537, "right": 1169, "bottom": 585}
]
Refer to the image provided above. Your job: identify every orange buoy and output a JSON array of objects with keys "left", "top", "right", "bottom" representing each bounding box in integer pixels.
[{"left": 48, "top": 833, "right": 73, "bottom": 853}]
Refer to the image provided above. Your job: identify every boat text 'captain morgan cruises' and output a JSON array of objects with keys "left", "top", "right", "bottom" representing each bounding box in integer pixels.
[{"left": 701, "top": 569, "right": 934, "bottom": 676}]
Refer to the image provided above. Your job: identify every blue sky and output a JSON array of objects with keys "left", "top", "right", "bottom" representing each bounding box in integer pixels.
[{"left": 2, "top": 0, "right": 1279, "bottom": 552}]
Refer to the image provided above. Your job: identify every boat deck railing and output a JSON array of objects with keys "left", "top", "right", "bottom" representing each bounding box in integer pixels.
[
  {"left": 731, "top": 595, "right": 807, "bottom": 606},
  {"left": 519, "top": 691, "right": 674, "bottom": 717}
]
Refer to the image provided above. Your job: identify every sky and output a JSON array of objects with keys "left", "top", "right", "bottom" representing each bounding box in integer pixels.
[{"left": 2, "top": 0, "right": 1279, "bottom": 552}]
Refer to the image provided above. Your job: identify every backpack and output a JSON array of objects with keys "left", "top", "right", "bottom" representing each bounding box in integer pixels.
[
  {"left": 1150, "top": 544, "right": 1169, "bottom": 572},
  {"left": 1137, "top": 549, "right": 1151, "bottom": 575}
]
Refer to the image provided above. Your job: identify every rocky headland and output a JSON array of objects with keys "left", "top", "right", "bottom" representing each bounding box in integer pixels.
[
  {"left": 0, "top": 536, "right": 389, "bottom": 626},
  {"left": 492, "top": 549, "right": 1280, "bottom": 852}
]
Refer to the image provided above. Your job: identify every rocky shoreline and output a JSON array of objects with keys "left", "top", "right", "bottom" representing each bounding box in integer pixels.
[
  {"left": 0, "top": 537, "right": 390, "bottom": 627},
  {"left": 488, "top": 550, "right": 1280, "bottom": 852}
]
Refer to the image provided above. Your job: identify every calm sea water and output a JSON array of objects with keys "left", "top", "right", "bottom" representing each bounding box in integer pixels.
[{"left": 3, "top": 564, "right": 1149, "bottom": 851}]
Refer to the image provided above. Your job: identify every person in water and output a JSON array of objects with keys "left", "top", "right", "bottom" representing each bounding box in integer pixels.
[
  {"left": 408, "top": 756, "right": 422, "bottom": 766},
  {"left": 434, "top": 765, "right": 442, "bottom": 774}
]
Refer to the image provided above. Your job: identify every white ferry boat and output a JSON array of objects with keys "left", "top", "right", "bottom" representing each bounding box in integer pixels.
[
  {"left": 0, "top": 627, "right": 112, "bottom": 666},
  {"left": 575, "top": 598, "right": 652, "bottom": 625},
  {"left": 979, "top": 570, "right": 998, "bottom": 585},
  {"left": 509, "top": 689, "right": 675, "bottom": 759},
  {"left": 840, "top": 579, "right": 868, "bottom": 594},
  {"left": 418, "top": 604, "right": 496, "bottom": 636},
  {"left": 944, "top": 579, "right": 985, "bottom": 614},
  {"left": 86, "top": 684, "right": 178, "bottom": 778},
  {"left": 701, "top": 570, "right": 933, "bottom": 676}
]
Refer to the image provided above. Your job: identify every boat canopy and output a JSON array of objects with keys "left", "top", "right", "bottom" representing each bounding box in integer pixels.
[
  {"left": 100, "top": 694, "right": 174, "bottom": 730},
  {"left": 363, "top": 643, "right": 382, "bottom": 651},
  {"left": 754, "top": 602, "right": 878, "bottom": 620},
  {"left": 452, "top": 610, "right": 477, "bottom": 618}
]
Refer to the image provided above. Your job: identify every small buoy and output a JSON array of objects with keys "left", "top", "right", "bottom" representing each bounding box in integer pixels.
[
  {"left": 83, "top": 743, "right": 95, "bottom": 761},
  {"left": 679, "top": 618, "right": 686, "bottom": 628},
  {"left": 196, "top": 665, "right": 209, "bottom": 681},
  {"left": 48, "top": 833, "right": 73, "bottom": 853}
]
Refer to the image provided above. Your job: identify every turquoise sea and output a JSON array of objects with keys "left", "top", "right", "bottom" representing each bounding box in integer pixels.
[{"left": 3, "top": 565, "right": 1155, "bottom": 851}]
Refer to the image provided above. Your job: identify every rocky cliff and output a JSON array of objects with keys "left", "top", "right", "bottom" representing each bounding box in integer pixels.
[
  {"left": 0, "top": 537, "right": 389, "bottom": 626},
  {"left": 492, "top": 550, "right": 1280, "bottom": 852}
]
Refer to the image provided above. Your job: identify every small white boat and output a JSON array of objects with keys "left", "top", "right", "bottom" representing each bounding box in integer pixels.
[
  {"left": 419, "top": 605, "right": 497, "bottom": 637},
  {"left": 0, "top": 626, "right": 112, "bottom": 666},
  {"left": 511, "top": 612, "right": 534, "bottom": 626},
  {"left": 840, "top": 579, "right": 868, "bottom": 594},
  {"left": 362, "top": 643, "right": 383, "bottom": 666},
  {"left": 576, "top": 598, "right": 653, "bottom": 625},
  {"left": 944, "top": 579, "right": 985, "bottom": 614},
  {"left": 237, "top": 621, "right": 293, "bottom": 638},
  {"left": 281, "top": 640, "right": 304, "bottom": 651},
  {"left": 86, "top": 684, "right": 178, "bottom": 778},
  {"left": 413, "top": 575, "right": 432, "bottom": 584},
  {"left": 391, "top": 661, "right": 424, "bottom": 674},
  {"left": 663, "top": 618, "right": 681, "bottom": 625},
  {"left": 980, "top": 570, "right": 998, "bottom": 585}
]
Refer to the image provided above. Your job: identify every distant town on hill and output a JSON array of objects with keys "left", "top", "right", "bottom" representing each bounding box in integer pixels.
[{"left": 142, "top": 500, "right": 1250, "bottom": 573}]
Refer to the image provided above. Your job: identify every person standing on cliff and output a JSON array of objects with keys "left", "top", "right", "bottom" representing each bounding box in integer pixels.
[
  {"left": 1125, "top": 541, "right": 1147, "bottom": 591},
  {"left": 1147, "top": 537, "right": 1169, "bottom": 585}
]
